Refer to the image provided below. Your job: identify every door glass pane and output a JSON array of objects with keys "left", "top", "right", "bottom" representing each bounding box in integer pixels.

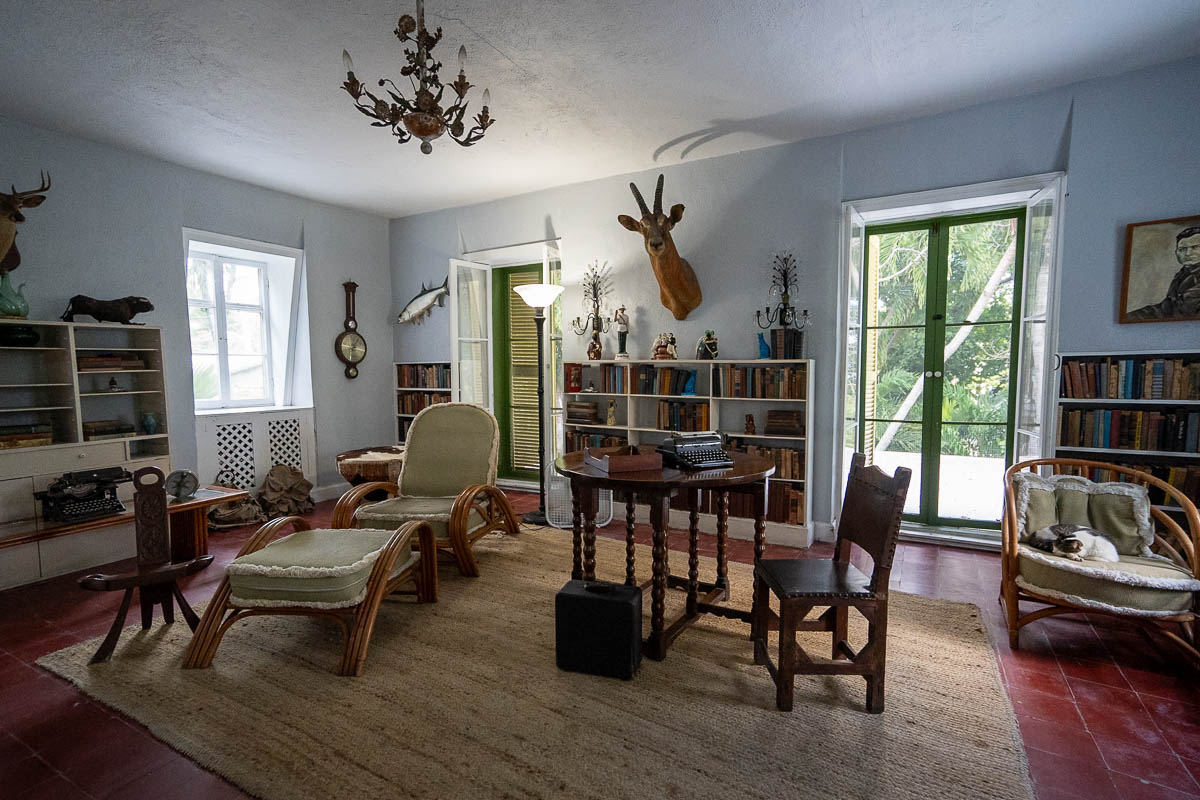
[
  {"left": 1017, "top": 319, "right": 1046, "bottom": 435},
  {"left": 225, "top": 308, "right": 265, "bottom": 355},
  {"left": 223, "top": 263, "right": 263, "bottom": 305},
  {"left": 946, "top": 219, "right": 1018, "bottom": 324},
  {"left": 938, "top": 424, "right": 1007, "bottom": 521},
  {"left": 457, "top": 267, "right": 488, "bottom": 340},
  {"left": 941, "top": 322, "right": 1012, "bottom": 423},
  {"left": 866, "top": 326, "right": 926, "bottom": 422},
  {"left": 869, "top": 229, "right": 928, "bottom": 326},
  {"left": 228, "top": 355, "right": 267, "bottom": 401},
  {"left": 186, "top": 257, "right": 215, "bottom": 302},
  {"left": 188, "top": 306, "right": 218, "bottom": 352},
  {"left": 1024, "top": 197, "right": 1055, "bottom": 320},
  {"left": 870, "top": 421, "right": 922, "bottom": 515},
  {"left": 458, "top": 340, "right": 488, "bottom": 406},
  {"left": 191, "top": 354, "right": 220, "bottom": 401}
]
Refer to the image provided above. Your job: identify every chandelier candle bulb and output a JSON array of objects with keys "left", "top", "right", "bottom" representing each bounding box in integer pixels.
[
  {"left": 458, "top": 45, "right": 466, "bottom": 74},
  {"left": 482, "top": 88, "right": 490, "bottom": 109},
  {"left": 342, "top": 50, "right": 354, "bottom": 77}
]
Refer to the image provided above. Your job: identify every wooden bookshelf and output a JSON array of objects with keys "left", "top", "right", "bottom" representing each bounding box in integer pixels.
[
  {"left": 394, "top": 361, "right": 452, "bottom": 442},
  {"left": 563, "top": 358, "right": 813, "bottom": 541},
  {"left": 1055, "top": 349, "right": 1199, "bottom": 509}
]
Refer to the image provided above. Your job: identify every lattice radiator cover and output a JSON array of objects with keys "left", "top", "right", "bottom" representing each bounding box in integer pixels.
[{"left": 196, "top": 408, "right": 316, "bottom": 492}]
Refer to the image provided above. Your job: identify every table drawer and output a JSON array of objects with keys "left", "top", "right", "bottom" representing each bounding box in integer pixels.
[{"left": 0, "top": 442, "right": 127, "bottom": 480}]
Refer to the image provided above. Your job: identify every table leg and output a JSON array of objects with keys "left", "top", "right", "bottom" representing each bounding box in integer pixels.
[
  {"left": 752, "top": 482, "right": 767, "bottom": 563},
  {"left": 647, "top": 493, "right": 670, "bottom": 660},
  {"left": 716, "top": 490, "right": 729, "bottom": 593},
  {"left": 570, "top": 482, "right": 582, "bottom": 581},
  {"left": 687, "top": 489, "right": 700, "bottom": 617},
  {"left": 581, "top": 486, "right": 598, "bottom": 582},
  {"left": 625, "top": 491, "right": 637, "bottom": 586},
  {"left": 170, "top": 507, "right": 209, "bottom": 563}
]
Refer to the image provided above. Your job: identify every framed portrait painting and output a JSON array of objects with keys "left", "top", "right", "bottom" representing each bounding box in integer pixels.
[{"left": 1120, "top": 214, "right": 1200, "bottom": 323}]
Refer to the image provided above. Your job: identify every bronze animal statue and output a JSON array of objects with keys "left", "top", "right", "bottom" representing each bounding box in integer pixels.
[
  {"left": 618, "top": 174, "right": 701, "bottom": 320},
  {"left": 61, "top": 295, "right": 154, "bottom": 325},
  {"left": 0, "top": 172, "right": 51, "bottom": 274}
]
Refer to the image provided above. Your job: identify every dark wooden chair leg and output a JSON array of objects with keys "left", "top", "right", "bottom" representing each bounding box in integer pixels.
[
  {"left": 866, "top": 602, "right": 888, "bottom": 713},
  {"left": 139, "top": 591, "right": 154, "bottom": 629},
  {"left": 172, "top": 583, "right": 202, "bottom": 631},
  {"left": 776, "top": 599, "right": 797, "bottom": 711},
  {"left": 751, "top": 572, "right": 769, "bottom": 664},
  {"left": 90, "top": 588, "right": 134, "bottom": 664},
  {"left": 160, "top": 591, "right": 175, "bottom": 625},
  {"left": 832, "top": 606, "right": 849, "bottom": 660}
]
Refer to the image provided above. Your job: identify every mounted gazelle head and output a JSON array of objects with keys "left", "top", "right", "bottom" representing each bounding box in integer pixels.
[
  {"left": 617, "top": 174, "right": 702, "bottom": 320},
  {"left": 0, "top": 172, "right": 51, "bottom": 274}
]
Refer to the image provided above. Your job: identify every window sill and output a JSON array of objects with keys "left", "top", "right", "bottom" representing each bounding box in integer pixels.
[{"left": 194, "top": 404, "right": 313, "bottom": 417}]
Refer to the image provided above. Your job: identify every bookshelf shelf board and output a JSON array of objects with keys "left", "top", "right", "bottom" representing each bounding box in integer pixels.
[
  {"left": 80, "top": 390, "right": 163, "bottom": 397},
  {"left": 395, "top": 386, "right": 451, "bottom": 392},
  {"left": 397, "top": 413, "right": 417, "bottom": 418},
  {"left": 0, "top": 345, "right": 66, "bottom": 351},
  {"left": 628, "top": 393, "right": 707, "bottom": 400},
  {"left": 567, "top": 391, "right": 625, "bottom": 397},
  {"left": 565, "top": 421, "right": 624, "bottom": 429},
  {"left": 73, "top": 347, "right": 158, "bottom": 352},
  {"left": 1059, "top": 349, "right": 1200, "bottom": 358},
  {"left": 724, "top": 432, "right": 806, "bottom": 442},
  {"left": 575, "top": 358, "right": 807, "bottom": 365},
  {"left": 1056, "top": 446, "right": 1200, "bottom": 459},
  {"left": 1058, "top": 397, "right": 1200, "bottom": 406},
  {"left": 81, "top": 433, "right": 169, "bottom": 443},
  {"left": 0, "top": 405, "right": 74, "bottom": 413},
  {"left": 78, "top": 368, "right": 161, "bottom": 374},
  {"left": 713, "top": 396, "right": 807, "bottom": 403},
  {"left": 0, "top": 383, "right": 72, "bottom": 389}
]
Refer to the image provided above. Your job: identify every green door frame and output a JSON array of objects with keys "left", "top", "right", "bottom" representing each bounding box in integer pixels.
[
  {"left": 860, "top": 208, "right": 1026, "bottom": 529},
  {"left": 492, "top": 263, "right": 542, "bottom": 482}
]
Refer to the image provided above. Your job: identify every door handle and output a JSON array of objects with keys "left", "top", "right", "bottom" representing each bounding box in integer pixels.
[
  {"left": 924, "top": 371, "right": 934, "bottom": 378},
  {"left": 933, "top": 371, "right": 943, "bottom": 378}
]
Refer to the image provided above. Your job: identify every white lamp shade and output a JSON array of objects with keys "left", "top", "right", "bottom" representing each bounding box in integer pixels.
[{"left": 513, "top": 283, "right": 564, "bottom": 308}]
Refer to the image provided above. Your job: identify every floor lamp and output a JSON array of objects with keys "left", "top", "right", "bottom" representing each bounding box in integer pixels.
[{"left": 513, "top": 283, "right": 564, "bottom": 526}]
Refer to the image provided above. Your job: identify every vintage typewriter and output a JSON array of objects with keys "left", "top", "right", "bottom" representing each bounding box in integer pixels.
[
  {"left": 656, "top": 432, "right": 733, "bottom": 470},
  {"left": 35, "top": 466, "right": 132, "bottom": 523}
]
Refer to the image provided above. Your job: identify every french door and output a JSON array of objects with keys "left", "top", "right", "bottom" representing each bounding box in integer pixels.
[
  {"left": 492, "top": 264, "right": 543, "bottom": 481},
  {"left": 860, "top": 210, "right": 1026, "bottom": 527}
]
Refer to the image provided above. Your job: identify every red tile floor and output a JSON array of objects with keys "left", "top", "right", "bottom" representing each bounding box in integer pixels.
[{"left": 1, "top": 491, "right": 1197, "bottom": 799}]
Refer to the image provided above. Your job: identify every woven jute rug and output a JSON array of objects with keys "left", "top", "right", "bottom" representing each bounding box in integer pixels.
[{"left": 39, "top": 528, "right": 1032, "bottom": 800}]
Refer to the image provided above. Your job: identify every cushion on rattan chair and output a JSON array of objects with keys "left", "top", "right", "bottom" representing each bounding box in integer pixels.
[
  {"left": 226, "top": 529, "right": 416, "bottom": 609},
  {"left": 1012, "top": 472, "right": 1154, "bottom": 557},
  {"left": 354, "top": 496, "right": 485, "bottom": 539}
]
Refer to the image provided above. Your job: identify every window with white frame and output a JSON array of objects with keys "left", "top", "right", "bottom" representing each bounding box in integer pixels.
[{"left": 186, "top": 253, "right": 274, "bottom": 408}]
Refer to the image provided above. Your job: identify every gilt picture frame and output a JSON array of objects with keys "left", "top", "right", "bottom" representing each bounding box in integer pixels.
[{"left": 1119, "top": 214, "right": 1200, "bottom": 324}]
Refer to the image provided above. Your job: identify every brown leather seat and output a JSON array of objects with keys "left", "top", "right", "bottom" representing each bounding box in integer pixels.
[{"left": 756, "top": 559, "right": 873, "bottom": 599}]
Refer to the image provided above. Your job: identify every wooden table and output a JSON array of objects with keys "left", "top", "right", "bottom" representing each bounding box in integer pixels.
[
  {"left": 554, "top": 450, "right": 775, "bottom": 660},
  {"left": 167, "top": 486, "right": 250, "bottom": 561},
  {"left": 336, "top": 446, "right": 406, "bottom": 486}
]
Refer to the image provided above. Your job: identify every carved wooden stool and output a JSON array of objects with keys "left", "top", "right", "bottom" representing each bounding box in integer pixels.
[{"left": 79, "top": 466, "right": 213, "bottom": 664}]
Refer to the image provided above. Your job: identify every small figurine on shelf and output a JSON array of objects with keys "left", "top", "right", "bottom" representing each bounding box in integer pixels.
[
  {"left": 757, "top": 332, "right": 771, "bottom": 359},
  {"left": 695, "top": 329, "right": 718, "bottom": 360},
  {"left": 141, "top": 412, "right": 158, "bottom": 435},
  {"left": 613, "top": 305, "right": 630, "bottom": 360},
  {"left": 651, "top": 332, "right": 676, "bottom": 360},
  {"left": 682, "top": 371, "right": 697, "bottom": 395},
  {"left": 745, "top": 414, "right": 756, "bottom": 435},
  {"left": 107, "top": 377, "right": 120, "bottom": 392},
  {"left": 667, "top": 333, "right": 678, "bottom": 359},
  {"left": 587, "top": 333, "right": 602, "bottom": 360},
  {"left": 606, "top": 399, "right": 617, "bottom": 426},
  {"left": 585, "top": 381, "right": 597, "bottom": 392}
]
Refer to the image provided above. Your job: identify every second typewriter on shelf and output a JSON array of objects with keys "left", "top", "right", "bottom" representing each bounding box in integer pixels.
[{"left": 35, "top": 466, "right": 132, "bottom": 524}]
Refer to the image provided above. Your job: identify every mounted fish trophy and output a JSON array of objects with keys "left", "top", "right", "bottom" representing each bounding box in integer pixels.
[
  {"left": 396, "top": 276, "right": 449, "bottom": 324},
  {"left": 618, "top": 174, "right": 701, "bottom": 321},
  {"left": 0, "top": 171, "right": 51, "bottom": 319}
]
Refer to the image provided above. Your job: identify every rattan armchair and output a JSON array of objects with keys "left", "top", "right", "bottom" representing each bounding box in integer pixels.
[{"left": 1002, "top": 457, "right": 1200, "bottom": 665}]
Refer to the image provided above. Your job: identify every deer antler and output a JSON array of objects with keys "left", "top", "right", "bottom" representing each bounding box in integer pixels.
[
  {"left": 653, "top": 174, "right": 664, "bottom": 216},
  {"left": 629, "top": 181, "right": 650, "bottom": 217},
  {"left": 6, "top": 171, "right": 51, "bottom": 203}
]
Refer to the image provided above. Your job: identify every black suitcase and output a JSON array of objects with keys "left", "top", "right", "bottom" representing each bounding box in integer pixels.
[{"left": 555, "top": 579, "right": 642, "bottom": 680}]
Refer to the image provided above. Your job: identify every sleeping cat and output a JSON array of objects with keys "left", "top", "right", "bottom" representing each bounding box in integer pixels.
[{"left": 1029, "top": 524, "right": 1120, "bottom": 563}]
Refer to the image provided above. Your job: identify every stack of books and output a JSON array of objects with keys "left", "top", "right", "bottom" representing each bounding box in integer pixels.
[
  {"left": 566, "top": 401, "right": 601, "bottom": 424},
  {"left": 77, "top": 354, "right": 146, "bottom": 371},
  {"left": 764, "top": 410, "right": 805, "bottom": 436},
  {"left": 634, "top": 365, "right": 697, "bottom": 395},
  {"left": 0, "top": 423, "right": 53, "bottom": 449},
  {"left": 713, "top": 365, "right": 806, "bottom": 399},
  {"left": 655, "top": 400, "right": 708, "bottom": 431},
  {"left": 1061, "top": 357, "right": 1200, "bottom": 400},
  {"left": 83, "top": 419, "right": 137, "bottom": 441},
  {"left": 726, "top": 442, "right": 805, "bottom": 479},
  {"left": 565, "top": 431, "right": 627, "bottom": 452},
  {"left": 769, "top": 328, "right": 804, "bottom": 360}
]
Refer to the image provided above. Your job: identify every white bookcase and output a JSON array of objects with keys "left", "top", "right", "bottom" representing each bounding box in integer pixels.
[{"left": 563, "top": 358, "right": 813, "bottom": 545}]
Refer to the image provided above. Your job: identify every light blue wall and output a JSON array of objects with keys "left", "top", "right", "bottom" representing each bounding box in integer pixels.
[
  {"left": 0, "top": 116, "right": 393, "bottom": 488},
  {"left": 390, "top": 55, "right": 1200, "bottom": 525}
]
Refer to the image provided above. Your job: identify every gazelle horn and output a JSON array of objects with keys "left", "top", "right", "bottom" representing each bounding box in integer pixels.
[
  {"left": 653, "top": 174, "right": 664, "bottom": 215},
  {"left": 629, "top": 181, "right": 650, "bottom": 217}
]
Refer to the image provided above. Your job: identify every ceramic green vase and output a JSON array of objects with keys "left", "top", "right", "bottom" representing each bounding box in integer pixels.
[{"left": 0, "top": 272, "right": 29, "bottom": 319}]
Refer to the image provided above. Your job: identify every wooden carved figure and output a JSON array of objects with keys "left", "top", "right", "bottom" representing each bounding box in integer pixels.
[{"left": 618, "top": 174, "right": 702, "bottom": 320}]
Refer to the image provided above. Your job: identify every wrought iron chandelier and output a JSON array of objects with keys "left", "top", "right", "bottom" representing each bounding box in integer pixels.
[{"left": 341, "top": 0, "right": 494, "bottom": 154}]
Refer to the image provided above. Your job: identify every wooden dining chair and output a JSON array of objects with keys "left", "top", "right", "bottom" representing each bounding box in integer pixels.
[{"left": 751, "top": 453, "right": 910, "bottom": 712}]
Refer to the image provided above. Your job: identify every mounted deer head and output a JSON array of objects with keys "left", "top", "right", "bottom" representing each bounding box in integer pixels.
[
  {"left": 618, "top": 174, "right": 701, "bottom": 320},
  {"left": 0, "top": 171, "right": 51, "bottom": 274}
]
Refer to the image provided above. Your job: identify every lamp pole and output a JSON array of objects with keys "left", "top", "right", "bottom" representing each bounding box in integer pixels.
[{"left": 512, "top": 283, "right": 564, "bottom": 527}]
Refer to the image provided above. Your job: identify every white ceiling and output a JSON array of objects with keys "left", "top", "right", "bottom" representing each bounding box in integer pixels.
[{"left": 2, "top": 1, "right": 1199, "bottom": 218}]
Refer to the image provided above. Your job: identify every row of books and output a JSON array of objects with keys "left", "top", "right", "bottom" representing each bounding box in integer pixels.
[
  {"left": 397, "top": 393, "right": 451, "bottom": 415},
  {"left": 634, "top": 366, "right": 698, "bottom": 396},
  {"left": 78, "top": 354, "right": 147, "bottom": 371},
  {"left": 1057, "top": 463, "right": 1200, "bottom": 507},
  {"left": 0, "top": 422, "right": 53, "bottom": 449},
  {"left": 1060, "top": 357, "right": 1200, "bottom": 400},
  {"left": 566, "top": 400, "right": 602, "bottom": 424},
  {"left": 83, "top": 418, "right": 136, "bottom": 441},
  {"left": 396, "top": 363, "right": 450, "bottom": 389},
  {"left": 768, "top": 328, "right": 805, "bottom": 360},
  {"left": 565, "top": 364, "right": 625, "bottom": 394},
  {"left": 1058, "top": 408, "right": 1200, "bottom": 453},
  {"left": 668, "top": 485, "right": 805, "bottom": 525},
  {"left": 726, "top": 442, "right": 805, "bottom": 480},
  {"left": 656, "top": 400, "right": 710, "bottom": 432},
  {"left": 564, "top": 431, "right": 627, "bottom": 452},
  {"left": 712, "top": 365, "right": 806, "bottom": 399}
]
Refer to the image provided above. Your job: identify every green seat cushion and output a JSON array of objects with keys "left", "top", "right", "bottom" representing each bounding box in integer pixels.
[
  {"left": 227, "top": 529, "right": 414, "bottom": 609},
  {"left": 1013, "top": 472, "right": 1153, "bottom": 556},
  {"left": 1017, "top": 544, "right": 1200, "bottom": 617},
  {"left": 399, "top": 403, "right": 498, "bottom": 498},
  {"left": 354, "top": 495, "right": 484, "bottom": 540}
]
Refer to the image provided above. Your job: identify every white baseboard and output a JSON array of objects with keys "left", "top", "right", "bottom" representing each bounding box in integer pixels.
[{"left": 811, "top": 521, "right": 835, "bottom": 542}]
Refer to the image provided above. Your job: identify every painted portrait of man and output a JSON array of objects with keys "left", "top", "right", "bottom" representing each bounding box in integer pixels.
[{"left": 1121, "top": 217, "right": 1200, "bottom": 323}]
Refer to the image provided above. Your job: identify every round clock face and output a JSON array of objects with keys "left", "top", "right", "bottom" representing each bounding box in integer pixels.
[
  {"left": 337, "top": 331, "right": 367, "bottom": 364},
  {"left": 165, "top": 469, "right": 199, "bottom": 500}
]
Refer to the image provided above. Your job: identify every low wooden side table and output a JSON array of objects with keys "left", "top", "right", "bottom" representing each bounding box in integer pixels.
[
  {"left": 336, "top": 446, "right": 406, "bottom": 486},
  {"left": 554, "top": 449, "right": 775, "bottom": 661}
]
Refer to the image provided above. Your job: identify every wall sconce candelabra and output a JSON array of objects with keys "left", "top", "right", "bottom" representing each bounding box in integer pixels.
[
  {"left": 755, "top": 252, "right": 810, "bottom": 330},
  {"left": 571, "top": 261, "right": 612, "bottom": 359}
]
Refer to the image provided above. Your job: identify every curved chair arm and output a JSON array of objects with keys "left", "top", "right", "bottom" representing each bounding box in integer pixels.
[
  {"left": 236, "top": 516, "right": 311, "bottom": 559},
  {"left": 332, "top": 481, "right": 400, "bottom": 529},
  {"left": 452, "top": 484, "right": 521, "bottom": 536}
]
